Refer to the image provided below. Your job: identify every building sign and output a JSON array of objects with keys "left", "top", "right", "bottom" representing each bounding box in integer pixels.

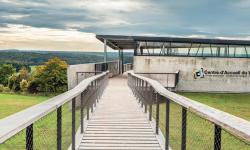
[{"left": 194, "top": 68, "right": 250, "bottom": 79}]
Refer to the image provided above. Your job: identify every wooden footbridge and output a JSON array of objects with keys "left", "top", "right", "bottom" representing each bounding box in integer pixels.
[
  {"left": 0, "top": 71, "right": 250, "bottom": 150},
  {"left": 78, "top": 75, "right": 163, "bottom": 150}
]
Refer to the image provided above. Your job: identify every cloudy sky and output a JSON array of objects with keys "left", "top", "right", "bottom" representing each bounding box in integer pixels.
[{"left": 0, "top": 0, "right": 250, "bottom": 51}]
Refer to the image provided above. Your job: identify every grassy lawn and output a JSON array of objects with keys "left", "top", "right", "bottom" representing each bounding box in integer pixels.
[
  {"left": 0, "top": 93, "right": 49, "bottom": 119},
  {"left": 153, "top": 92, "right": 250, "bottom": 150},
  {"left": 0, "top": 93, "right": 82, "bottom": 150},
  {"left": 180, "top": 93, "right": 250, "bottom": 121}
]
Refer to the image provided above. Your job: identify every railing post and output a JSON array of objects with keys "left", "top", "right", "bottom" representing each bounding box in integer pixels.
[
  {"left": 165, "top": 98, "right": 170, "bottom": 150},
  {"left": 94, "top": 81, "right": 97, "bottom": 106},
  {"left": 72, "top": 98, "right": 76, "bottom": 150},
  {"left": 91, "top": 82, "right": 94, "bottom": 113},
  {"left": 87, "top": 106, "right": 89, "bottom": 120},
  {"left": 149, "top": 87, "right": 153, "bottom": 121},
  {"left": 144, "top": 82, "right": 148, "bottom": 113},
  {"left": 214, "top": 125, "right": 222, "bottom": 150},
  {"left": 91, "top": 103, "right": 94, "bottom": 113},
  {"left": 138, "top": 79, "right": 141, "bottom": 103},
  {"left": 138, "top": 79, "right": 140, "bottom": 103},
  {"left": 149, "top": 104, "right": 152, "bottom": 121},
  {"left": 57, "top": 106, "right": 62, "bottom": 150},
  {"left": 94, "top": 97, "right": 97, "bottom": 107},
  {"left": 80, "top": 92, "right": 84, "bottom": 134},
  {"left": 144, "top": 103, "right": 147, "bottom": 113},
  {"left": 156, "top": 93, "right": 159, "bottom": 135},
  {"left": 26, "top": 124, "right": 33, "bottom": 150},
  {"left": 96, "top": 80, "right": 99, "bottom": 103},
  {"left": 181, "top": 107, "right": 187, "bottom": 150}
]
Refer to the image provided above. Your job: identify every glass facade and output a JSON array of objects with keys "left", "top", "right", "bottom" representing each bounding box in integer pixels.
[{"left": 135, "top": 41, "right": 250, "bottom": 58}]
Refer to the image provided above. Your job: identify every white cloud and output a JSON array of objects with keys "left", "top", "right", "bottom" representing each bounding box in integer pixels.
[
  {"left": 2, "top": 0, "right": 48, "bottom": 6},
  {"left": 0, "top": 24, "right": 103, "bottom": 51},
  {"left": 82, "top": 0, "right": 149, "bottom": 13},
  {"left": 187, "top": 34, "right": 208, "bottom": 38},
  {"left": 216, "top": 36, "right": 250, "bottom": 41},
  {"left": 2, "top": 14, "right": 29, "bottom": 20}
]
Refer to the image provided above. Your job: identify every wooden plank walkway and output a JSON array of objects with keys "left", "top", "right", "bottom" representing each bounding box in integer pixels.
[{"left": 78, "top": 75, "right": 162, "bottom": 150}]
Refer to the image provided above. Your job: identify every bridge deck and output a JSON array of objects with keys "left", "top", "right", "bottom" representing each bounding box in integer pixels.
[{"left": 78, "top": 75, "right": 162, "bottom": 150}]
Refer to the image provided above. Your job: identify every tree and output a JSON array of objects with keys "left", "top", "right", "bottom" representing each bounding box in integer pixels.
[
  {"left": 0, "top": 84, "right": 4, "bottom": 92},
  {"left": 8, "top": 74, "right": 19, "bottom": 91},
  {"left": 31, "top": 57, "right": 68, "bottom": 93},
  {"left": 20, "top": 79, "right": 29, "bottom": 92},
  {"left": 19, "top": 67, "right": 29, "bottom": 80},
  {"left": 0, "top": 64, "right": 15, "bottom": 86},
  {"left": 8, "top": 67, "right": 30, "bottom": 92}
]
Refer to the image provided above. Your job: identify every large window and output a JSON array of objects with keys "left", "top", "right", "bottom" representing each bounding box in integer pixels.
[{"left": 135, "top": 41, "right": 250, "bottom": 58}]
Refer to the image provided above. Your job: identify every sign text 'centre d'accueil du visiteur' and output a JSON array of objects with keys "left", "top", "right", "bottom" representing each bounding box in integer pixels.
[{"left": 193, "top": 68, "right": 250, "bottom": 79}]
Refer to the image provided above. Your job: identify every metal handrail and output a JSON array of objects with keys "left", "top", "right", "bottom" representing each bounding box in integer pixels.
[
  {"left": 0, "top": 71, "right": 109, "bottom": 144},
  {"left": 128, "top": 71, "right": 250, "bottom": 149}
]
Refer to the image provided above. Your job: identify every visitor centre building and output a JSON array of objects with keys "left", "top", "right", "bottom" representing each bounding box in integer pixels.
[{"left": 96, "top": 35, "right": 250, "bottom": 93}]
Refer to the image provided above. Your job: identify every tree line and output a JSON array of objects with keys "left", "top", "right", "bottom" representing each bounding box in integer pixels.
[
  {"left": 0, "top": 50, "right": 133, "bottom": 66},
  {"left": 0, "top": 57, "right": 68, "bottom": 94}
]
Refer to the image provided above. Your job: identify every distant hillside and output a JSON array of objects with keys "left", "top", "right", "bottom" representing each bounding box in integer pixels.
[{"left": 0, "top": 50, "right": 133, "bottom": 66}]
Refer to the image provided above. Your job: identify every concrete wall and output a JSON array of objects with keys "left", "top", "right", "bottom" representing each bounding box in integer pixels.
[
  {"left": 134, "top": 56, "right": 250, "bottom": 92},
  {"left": 67, "top": 61, "right": 119, "bottom": 90},
  {"left": 67, "top": 63, "right": 95, "bottom": 90}
]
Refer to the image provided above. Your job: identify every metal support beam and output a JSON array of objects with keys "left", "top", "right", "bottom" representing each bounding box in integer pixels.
[
  {"left": 118, "top": 49, "right": 121, "bottom": 74},
  {"left": 187, "top": 43, "right": 192, "bottom": 56},
  {"left": 163, "top": 43, "right": 166, "bottom": 55},
  {"left": 104, "top": 39, "right": 107, "bottom": 63},
  {"left": 217, "top": 47, "right": 220, "bottom": 57},
  {"left": 244, "top": 46, "right": 248, "bottom": 57},
  {"left": 121, "top": 49, "right": 124, "bottom": 74}
]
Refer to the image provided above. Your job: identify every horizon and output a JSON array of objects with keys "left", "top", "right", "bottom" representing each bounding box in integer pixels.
[{"left": 0, "top": 48, "right": 134, "bottom": 53}]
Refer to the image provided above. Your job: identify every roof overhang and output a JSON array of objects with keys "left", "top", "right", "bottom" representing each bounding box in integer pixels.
[{"left": 96, "top": 35, "right": 250, "bottom": 50}]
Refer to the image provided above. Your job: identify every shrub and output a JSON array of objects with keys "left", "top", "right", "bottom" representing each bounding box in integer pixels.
[
  {"left": 0, "top": 84, "right": 4, "bottom": 92},
  {"left": 20, "top": 79, "right": 29, "bottom": 92}
]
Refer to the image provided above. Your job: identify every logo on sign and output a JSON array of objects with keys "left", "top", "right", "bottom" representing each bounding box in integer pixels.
[{"left": 193, "top": 68, "right": 205, "bottom": 79}]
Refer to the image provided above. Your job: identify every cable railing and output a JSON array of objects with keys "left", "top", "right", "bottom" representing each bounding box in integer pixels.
[
  {"left": 128, "top": 72, "right": 250, "bottom": 150},
  {"left": 0, "top": 71, "right": 109, "bottom": 150}
]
